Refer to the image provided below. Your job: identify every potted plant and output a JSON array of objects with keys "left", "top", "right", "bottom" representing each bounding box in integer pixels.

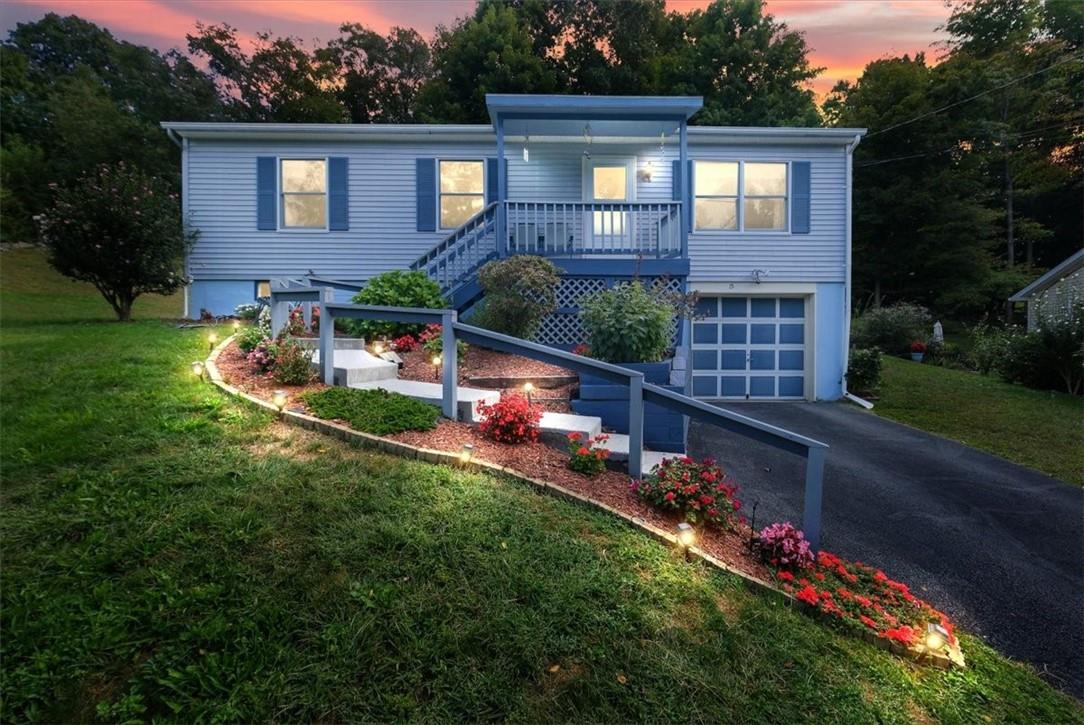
[
  {"left": 910, "top": 340, "right": 927, "bottom": 362},
  {"left": 573, "top": 281, "right": 687, "bottom": 452}
]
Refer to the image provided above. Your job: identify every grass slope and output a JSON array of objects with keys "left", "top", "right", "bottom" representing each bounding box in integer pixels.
[
  {"left": 2, "top": 250, "right": 1081, "bottom": 722},
  {"left": 875, "top": 356, "right": 1084, "bottom": 485}
]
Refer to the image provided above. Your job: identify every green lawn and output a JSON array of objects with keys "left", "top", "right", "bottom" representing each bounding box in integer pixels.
[
  {"left": 2, "top": 250, "right": 1081, "bottom": 722},
  {"left": 875, "top": 356, "right": 1084, "bottom": 485}
]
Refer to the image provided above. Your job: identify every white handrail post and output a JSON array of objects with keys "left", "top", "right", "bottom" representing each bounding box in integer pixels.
[
  {"left": 269, "top": 279, "right": 290, "bottom": 338},
  {"left": 628, "top": 373, "right": 644, "bottom": 479},
  {"left": 442, "top": 310, "right": 458, "bottom": 420},
  {"left": 802, "top": 446, "right": 826, "bottom": 552},
  {"left": 319, "top": 287, "right": 335, "bottom": 385}
]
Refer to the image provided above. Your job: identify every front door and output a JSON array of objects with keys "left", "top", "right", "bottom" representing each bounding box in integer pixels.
[{"left": 582, "top": 158, "right": 634, "bottom": 252}]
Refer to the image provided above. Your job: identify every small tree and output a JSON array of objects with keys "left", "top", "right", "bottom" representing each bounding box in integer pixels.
[
  {"left": 473, "top": 255, "right": 560, "bottom": 338},
  {"left": 37, "top": 162, "right": 195, "bottom": 321}
]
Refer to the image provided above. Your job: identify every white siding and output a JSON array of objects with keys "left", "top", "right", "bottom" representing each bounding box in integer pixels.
[{"left": 686, "top": 144, "right": 847, "bottom": 283}]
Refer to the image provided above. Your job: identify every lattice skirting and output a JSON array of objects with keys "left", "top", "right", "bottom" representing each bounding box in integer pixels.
[{"left": 533, "top": 276, "right": 685, "bottom": 348}]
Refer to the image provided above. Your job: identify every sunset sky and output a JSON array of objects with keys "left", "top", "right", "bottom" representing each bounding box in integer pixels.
[{"left": 0, "top": 0, "right": 953, "bottom": 97}]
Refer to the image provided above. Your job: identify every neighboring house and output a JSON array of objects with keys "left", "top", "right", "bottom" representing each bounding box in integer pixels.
[
  {"left": 163, "top": 94, "right": 864, "bottom": 402},
  {"left": 1009, "top": 249, "right": 1084, "bottom": 331}
]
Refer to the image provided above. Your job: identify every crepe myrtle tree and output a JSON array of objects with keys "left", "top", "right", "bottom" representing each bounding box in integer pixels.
[{"left": 37, "top": 162, "right": 196, "bottom": 321}]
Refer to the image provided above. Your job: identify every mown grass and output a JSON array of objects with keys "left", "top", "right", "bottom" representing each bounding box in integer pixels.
[
  {"left": 875, "top": 356, "right": 1084, "bottom": 485},
  {"left": 2, "top": 249, "right": 1082, "bottom": 722}
]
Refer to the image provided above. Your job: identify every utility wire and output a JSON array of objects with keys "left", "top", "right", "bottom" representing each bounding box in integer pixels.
[{"left": 863, "top": 51, "right": 1084, "bottom": 139}]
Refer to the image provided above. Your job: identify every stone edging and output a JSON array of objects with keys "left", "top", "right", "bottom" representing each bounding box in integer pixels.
[{"left": 204, "top": 335, "right": 963, "bottom": 671}]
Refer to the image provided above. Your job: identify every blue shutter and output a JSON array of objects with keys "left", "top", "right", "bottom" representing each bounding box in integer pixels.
[
  {"left": 675, "top": 160, "right": 693, "bottom": 228},
  {"left": 792, "top": 161, "right": 811, "bottom": 234},
  {"left": 328, "top": 157, "right": 348, "bottom": 231},
  {"left": 672, "top": 159, "right": 682, "bottom": 201},
  {"left": 486, "top": 157, "right": 507, "bottom": 203},
  {"left": 416, "top": 158, "right": 436, "bottom": 232},
  {"left": 257, "top": 157, "right": 277, "bottom": 230}
]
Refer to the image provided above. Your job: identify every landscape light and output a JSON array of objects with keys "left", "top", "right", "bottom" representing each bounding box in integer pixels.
[
  {"left": 232, "top": 320, "right": 241, "bottom": 332},
  {"left": 431, "top": 354, "right": 442, "bottom": 379},
  {"left": 208, "top": 331, "right": 218, "bottom": 351},
  {"left": 523, "top": 381, "right": 535, "bottom": 403},
  {"left": 373, "top": 340, "right": 385, "bottom": 355},
  {"left": 924, "top": 623, "right": 949, "bottom": 652},
  {"left": 191, "top": 360, "right": 204, "bottom": 379},
  {"left": 459, "top": 443, "right": 474, "bottom": 464},
  {"left": 677, "top": 522, "right": 696, "bottom": 555},
  {"left": 271, "top": 390, "right": 288, "bottom": 413}
]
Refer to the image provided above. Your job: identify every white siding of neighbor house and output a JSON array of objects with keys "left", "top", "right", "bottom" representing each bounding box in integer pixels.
[{"left": 185, "top": 136, "right": 847, "bottom": 285}]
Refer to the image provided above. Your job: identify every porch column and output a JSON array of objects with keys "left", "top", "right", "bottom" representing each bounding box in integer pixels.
[
  {"left": 496, "top": 115, "right": 507, "bottom": 257},
  {"left": 679, "top": 120, "right": 689, "bottom": 257}
]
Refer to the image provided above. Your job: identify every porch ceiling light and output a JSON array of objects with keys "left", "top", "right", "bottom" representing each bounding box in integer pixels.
[
  {"left": 271, "top": 390, "right": 288, "bottom": 412},
  {"left": 583, "top": 123, "right": 592, "bottom": 159},
  {"left": 523, "top": 134, "right": 530, "bottom": 163}
]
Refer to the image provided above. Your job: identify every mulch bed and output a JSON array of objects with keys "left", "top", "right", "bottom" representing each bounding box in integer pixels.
[
  {"left": 218, "top": 340, "right": 769, "bottom": 581},
  {"left": 398, "top": 346, "right": 576, "bottom": 413}
]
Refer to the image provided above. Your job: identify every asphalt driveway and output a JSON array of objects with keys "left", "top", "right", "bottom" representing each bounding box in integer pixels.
[{"left": 687, "top": 402, "right": 1084, "bottom": 696}]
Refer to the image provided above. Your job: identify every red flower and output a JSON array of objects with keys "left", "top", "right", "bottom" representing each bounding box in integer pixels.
[
  {"left": 664, "top": 492, "right": 676, "bottom": 502},
  {"left": 777, "top": 571, "right": 795, "bottom": 582},
  {"left": 796, "top": 585, "right": 820, "bottom": 606},
  {"left": 859, "top": 615, "right": 877, "bottom": 629},
  {"left": 577, "top": 446, "right": 589, "bottom": 456},
  {"left": 567, "top": 432, "right": 582, "bottom": 441}
]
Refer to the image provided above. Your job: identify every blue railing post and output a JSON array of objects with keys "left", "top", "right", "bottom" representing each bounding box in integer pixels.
[
  {"left": 802, "top": 446, "right": 826, "bottom": 552},
  {"left": 269, "top": 280, "right": 290, "bottom": 338},
  {"left": 628, "top": 373, "right": 645, "bottom": 479},
  {"left": 496, "top": 115, "right": 507, "bottom": 258},
  {"left": 319, "top": 287, "right": 335, "bottom": 385},
  {"left": 442, "top": 310, "right": 458, "bottom": 420}
]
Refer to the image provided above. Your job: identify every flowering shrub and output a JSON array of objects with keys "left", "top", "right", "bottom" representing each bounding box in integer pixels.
[
  {"left": 477, "top": 394, "right": 542, "bottom": 444},
  {"left": 756, "top": 522, "right": 814, "bottom": 570},
  {"left": 771, "top": 549, "right": 956, "bottom": 652},
  {"left": 272, "top": 338, "right": 315, "bottom": 384},
  {"left": 234, "top": 303, "right": 260, "bottom": 320},
  {"left": 391, "top": 334, "right": 418, "bottom": 352},
  {"left": 284, "top": 305, "right": 319, "bottom": 336},
  {"left": 236, "top": 325, "right": 268, "bottom": 353},
  {"left": 567, "top": 432, "right": 610, "bottom": 476},
  {"left": 630, "top": 456, "right": 742, "bottom": 528},
  {"left": 247, "top": 338, "right": 280, "bottom": 372},
  {"left": 910, "top": 340, "right": 927, "bottom": 354}
]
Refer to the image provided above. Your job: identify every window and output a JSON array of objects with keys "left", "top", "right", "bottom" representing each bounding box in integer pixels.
[
  {"left": 693, "top": 161, "right": 788, "bottom": 232},
  {"left": 439, "top": 160, "right": 484, "bottom": 229},
  {"left": 744, "top": 163, "right": 787, "bottom": 230},
  {"left": 280, "top": 159, "right": 327, "bottom": 228},
  {"left": 694, "top": 161, "right": 738, "bottom": 231}
]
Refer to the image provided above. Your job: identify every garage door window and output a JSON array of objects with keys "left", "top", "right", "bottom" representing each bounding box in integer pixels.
[{"left": 691, "top": 296, "right": 806, "bottom": 399}]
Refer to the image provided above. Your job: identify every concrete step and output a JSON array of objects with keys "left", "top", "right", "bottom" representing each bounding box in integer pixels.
[
  {"left": 348, "top": 378, "right": 499, "bottom": 422},
  {"left": 593, "top": 433, "right": 678, "bottom": 473},
  {"left": 538, "top": 412, "right": 602, "bottom": 445},
  {"left": 311, "top": 348, "right": 398, "bottom": 386}
]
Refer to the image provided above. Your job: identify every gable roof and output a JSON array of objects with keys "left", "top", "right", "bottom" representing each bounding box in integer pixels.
[{"left": 1009, "top": 249, "right": 1084, "bottom": 301}]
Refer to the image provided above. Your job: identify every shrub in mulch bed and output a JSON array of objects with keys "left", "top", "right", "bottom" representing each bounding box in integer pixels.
[
  {"left": 630, "top": 456, "right": 743, "bottom": 529},
  {"left": 755, "top": 521, "right": 814, "bottom": 570},
  {"left": 768, "top": 544, "right": 958, "bottom": 656},
  {"left": 477, "top": 393, "right": 542, "bottom": 443},
  {"left": 300, "top": 387, "right": 439, "bottom": 435},
  {"left": 566, "top": 432, "right": 610, "bottom": 477}
]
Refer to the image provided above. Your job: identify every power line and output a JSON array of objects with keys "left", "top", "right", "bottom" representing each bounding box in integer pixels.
[{"left": 863, "top": 51, "right": 1084, "bottom": 139}]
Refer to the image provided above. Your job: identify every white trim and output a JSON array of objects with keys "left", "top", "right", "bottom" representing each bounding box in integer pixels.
[
  {"left": 691, "top": 282, "right": 816, "bottom": 295},
  {"left": 436, "top": 157, "right": 486, "bottom": 232},
  {"left": 276, "top": 156, "right": 330, "bottom": 232},
  {"left": 182, "top": 136, "right": 192, "bottom": 319},
  {"left": 841, "top": 133, "right": 862, "bottom": 396},
  {"left": 691, "top": 159, "right": 789, "bottom": 234}
]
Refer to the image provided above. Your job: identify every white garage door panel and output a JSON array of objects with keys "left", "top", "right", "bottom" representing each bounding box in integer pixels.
[{"left": 690, "top": 296, "right": 806, "bottom": 399}]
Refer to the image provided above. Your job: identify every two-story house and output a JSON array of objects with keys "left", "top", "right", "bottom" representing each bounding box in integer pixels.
[{"left": 163, "top": 94, "right": 864, "bottom": 402}]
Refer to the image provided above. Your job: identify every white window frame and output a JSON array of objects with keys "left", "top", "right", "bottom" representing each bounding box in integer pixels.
[
  {"left": 278, "top": 156, "right": 329, "bottom": 232},
  {"left": 693, "top": 160, "right": 791, "bottom": 234},
  {"left": 438, "top": 158, "right": 486, "bottom": 231}
]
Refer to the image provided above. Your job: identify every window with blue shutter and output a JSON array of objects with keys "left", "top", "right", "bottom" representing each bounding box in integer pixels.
[
  {"left": 257, "top": 157, "right": 276, "bottom": 230},
  {"left": 416, "top": 158, "right": 436, "bottom": 232},
  {"left": 328, "top": 157, "right": 348, "bottom": 231},
  {"left": 791, "top": 161, "right": 811, "bottom": 234}
]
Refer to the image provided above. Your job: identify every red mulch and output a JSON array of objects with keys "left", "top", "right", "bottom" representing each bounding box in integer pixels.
[
  {"left": 218, "top": 341, "right": 769, "bottom": 581},
  {"left": 398, "top": 346, "right": 575, "bottom": 413}
]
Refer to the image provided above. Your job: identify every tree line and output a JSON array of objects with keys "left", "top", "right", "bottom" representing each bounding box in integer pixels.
[{"left": 2, "top": 0, "right": 1080, "bottom": 321}]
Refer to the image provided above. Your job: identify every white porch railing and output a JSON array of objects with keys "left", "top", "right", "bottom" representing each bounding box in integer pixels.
[{"left": 504, "top": 201, "right": 683, "bottom": 258}]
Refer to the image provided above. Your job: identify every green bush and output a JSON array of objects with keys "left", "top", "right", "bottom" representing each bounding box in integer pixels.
[
  {"left": 301, "top": 387, "right": 440, "bottom": 434},
  {"left": 851, "top": 303, "right": 932, "bottom": 355},
  {"left": 347, "top": 271, "right": 446, "bottom": 339},
  {"left": 968, "top": 323, "right": 1008, "bottom": 374},
  {"left": 472, "top": 255, "right": 560, "bottom": 338},
  {"left": 845, "top": 348, "right": 882, "bottom": 396},
  {"left": 236, "top": 324, "right": 267, "bottom": 353},
  {"left": 995, "top": 309, "right": 1083, "bottom": 395},
  {"left": 580, "top": 281, "right": 674, "bottom": 363},
  {"left": 272, "top": 339, "right": 315, "bottom": 385}
]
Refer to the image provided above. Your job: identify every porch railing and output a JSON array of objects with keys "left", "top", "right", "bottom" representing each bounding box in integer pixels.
[
  {"left": 269, "top": 279, "right": 830, "bottom": 551},
  {"left": 504, "top": 200, "right": 682, "bottom": 258},
  {"left": 409, "top": 202, "right": 499, "bottom": 296}
]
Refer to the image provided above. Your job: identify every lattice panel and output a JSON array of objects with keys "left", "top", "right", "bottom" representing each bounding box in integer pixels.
[{"left": 533, "top": 276, "right": 686, "bottom": 348}]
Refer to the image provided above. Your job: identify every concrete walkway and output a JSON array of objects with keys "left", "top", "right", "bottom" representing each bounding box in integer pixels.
[{"left": 688, "top": 402, "right": 1084, "bottom": 696}]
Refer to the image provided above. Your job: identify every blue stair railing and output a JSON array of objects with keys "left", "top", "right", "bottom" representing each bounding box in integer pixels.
[{"left": 409, "top": 202, "right": 499, "bottom": 304}]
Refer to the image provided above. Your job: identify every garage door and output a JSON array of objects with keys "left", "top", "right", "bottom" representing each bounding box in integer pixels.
[{"left": 690, "top": 296, "right": 806, "bottom": 399}]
